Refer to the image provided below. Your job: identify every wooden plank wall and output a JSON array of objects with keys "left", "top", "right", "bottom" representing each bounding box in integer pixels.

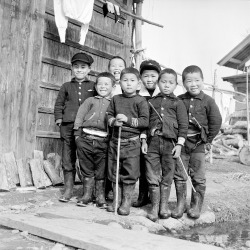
[
  {"left": 0, "top": 0, "right": 46, "bottom": 160},
  {"left": 36, "top": 0, "right": 133, "bottom": 157}
]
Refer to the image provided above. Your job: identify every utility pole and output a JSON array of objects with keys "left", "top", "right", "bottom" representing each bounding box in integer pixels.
[{"left": 134, "top": 0, "right": 143, "bottom": 70}]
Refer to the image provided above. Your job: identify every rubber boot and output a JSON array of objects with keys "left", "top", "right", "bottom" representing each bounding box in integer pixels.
[
  {"left": 118, "top": 183, "right": 135, "bottom": 216},
  {"left": 159, "top": 184, "right": 171, "bottom": 219},
  {"left": 132, "top": 176, "right": 149, "bottom": 207},
  {"left": 187, "top": 185, "right": 206, "bottom": 219},
  {"left": 171, "top": 181, "right": 187, "bottom": 219},
  {"left": 77, "top": 177, "right": 95, "bottom": 206},
  {"left": 59, "top": 171, "right": 74, "bottom": 202},
  {"left": 95, "top": 179, "right": 107, "bottom": 208},
  {"left": 147, "top": 185, "right": 160, "bottom": 222},
  {"left": 105, "top": 179, "right": 113, "bottom": 201},
  {"left": 107, "top": 183, "right": 122, "bottom": 212}
]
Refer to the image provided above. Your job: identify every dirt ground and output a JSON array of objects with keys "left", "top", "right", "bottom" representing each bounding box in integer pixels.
[{"left": 0, "top": 156, "right": 250, "bottom": 249}]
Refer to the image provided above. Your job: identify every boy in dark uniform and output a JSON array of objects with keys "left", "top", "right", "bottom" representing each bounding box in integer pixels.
[
  {"left": 54, "top": 52, "right": 95, "bottom": 202},
  {"left": 141, "top": 68, "right": 188, "bottom": 222},
  {"left": 106, "top": 67, "right": 149, "bottom": 216},
  {"left": 172, "top": 65, "right": 222, "bottom": 219},
  {"left": 132, "top": 59, "right": 161, "bottom": 208}
]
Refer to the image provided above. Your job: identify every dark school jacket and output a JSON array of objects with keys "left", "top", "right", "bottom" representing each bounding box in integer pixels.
[
  {"left": 178, "top": 91, "right": 222, "bottom": 143},
  {"left": 54, "top": 77, "right": 95, "bottom": 123}
]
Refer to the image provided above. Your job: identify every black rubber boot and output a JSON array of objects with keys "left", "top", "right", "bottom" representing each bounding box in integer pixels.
[
  {"left": 187, "top": 185, "right": 206, "bottom": 219},
  {"left": 118, "top": 183, "right": 135, "bottom": 216},
  {"left": 59, "top": 171, "right": 74, "bottom": 202},
  {"left": 171, "top": 181, "right": 187, "bottom": 219},
  {"left": 132, "top": 176, "right": 149, "bottom": 207},
  {"left": 107, "top": 183, "right": 122, "bottom": 212},
  {"left": 77, "top": 177, "right": 95, "bottom": 206},
  {"left": 95, "top": 179, "right": 107, "bottom": 208},
  {"left": 105, "top": 179, "right": 113, "bottom": 201},
  {"left": 147, "top": 185, "right": 160, "bottom": 222},
  {"left": 159, "top": 184, "right": 171, "bottom": 219}
]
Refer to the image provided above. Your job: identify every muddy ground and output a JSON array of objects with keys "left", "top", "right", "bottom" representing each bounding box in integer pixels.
[{"left": 0, "top": 156, "right": 250, "bottom": 250}]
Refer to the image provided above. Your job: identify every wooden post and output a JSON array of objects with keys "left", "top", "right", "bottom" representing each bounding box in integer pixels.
[{"left": 135, "top": 1, "right": 143, "bottom": 70}]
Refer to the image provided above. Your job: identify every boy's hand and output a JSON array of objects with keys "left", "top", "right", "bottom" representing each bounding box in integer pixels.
[
  {"left": 116, "top": 114, "right": 128, "bottom": 123},
  {"left": 114, "top": 120, "right": 123, "bottom": 127},
  {"left": 141, "top": 139, "right": 148, "bottom": 154},
  {"left": 172, "top": 145, "right": 182, "bottom": 158},
  {"left": 56, "top": 119, "right": 62, "bottom": 126},
  {"left": 205, "top": 143, "right": 211, "bottom": 151}
]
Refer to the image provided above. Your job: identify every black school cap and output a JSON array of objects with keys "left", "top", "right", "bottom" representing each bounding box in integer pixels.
[
  {"left": 140, "top": 60, "right": 161, "bottom": 74},
  {"left": 71, "top": 52, "right": 94, "bottom": 65}
]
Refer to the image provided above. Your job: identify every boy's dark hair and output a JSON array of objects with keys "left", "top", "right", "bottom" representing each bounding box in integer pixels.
[
  {"left": 96, "top": 72, "right": 116, "bottom": 86},
  {"left": 120, "top": 67, "right": 140, "bottom": 80},
  {"left": 158, "top": 68, "right": 178, "bottom": 83},
  {"left": 108, "top": 56, "right": 126, "bottom": 69},
  {"left": 182, "top": 65, "right": 203, "bottom": 82}
]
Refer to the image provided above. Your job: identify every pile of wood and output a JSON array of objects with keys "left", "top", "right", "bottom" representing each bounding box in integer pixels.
[
  {"left": 0, "top": 150, "right": 81, "bottom": 191},
  {"left": 207, "top": 121, "right": 249, "bottom": 161}
]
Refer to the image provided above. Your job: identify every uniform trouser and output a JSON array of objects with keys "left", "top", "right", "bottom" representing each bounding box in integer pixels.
[
  {"left": 60, "top": 122, "right": 76, "bottom": 172},
  {"left": 76, "top": 136, "right": 108, "bottom": 180},
  {"left": 174, "top": 138, "right": 206, "bottom": 187},
  {"left": 139, "top": 154, "right": 148, "bottom": 190},
  {"left": 108, "top": 138, "right": 141, "bottom": 185},
  {"left": 144, "top": 136, "right": 176, "bottom": 187}
]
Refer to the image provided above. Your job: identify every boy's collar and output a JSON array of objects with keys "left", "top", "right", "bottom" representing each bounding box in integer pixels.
[
  {"left": 184, "top": 91, "right": 204, "bottom": 99},
  {"left": 122, "top": 93, "right": 137, "bottom": 98},
  {"left": 95, "top": 95, "right": 111, "bottom": 101},
  {"left": 139, "top": 84, "right": 160, "bottom": 97},
  {"left": 156, "top": 92, "right": 176, "bottom": 98},
  {"left": 72, "top": 77, "right": 89, "bottom": 83}
]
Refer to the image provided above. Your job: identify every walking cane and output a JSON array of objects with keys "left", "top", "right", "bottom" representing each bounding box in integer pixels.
[
  {"left": 148, "top": 102, "right": 196, "bottom": 193},
  {"left": 115, "top": 126, "right": 122, "bottom": 215}
]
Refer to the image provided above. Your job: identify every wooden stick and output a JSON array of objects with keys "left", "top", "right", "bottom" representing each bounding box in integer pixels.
[
  {"left": 115, "top": 126, "right": 122, "bottom": 215},
  {"left": 98, "top": 0, "right": 163, "bottom": 28}
]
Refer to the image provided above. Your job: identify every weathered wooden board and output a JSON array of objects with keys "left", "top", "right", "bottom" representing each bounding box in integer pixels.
[
  {"left": 1, "top": 152, "right": 19, "bottom": 185},
  {"left": 0, "top": 213, "right": 221, "bottom": 250},
  {"left": 16, "top": 158, "right": 33, "bottom": 187},
  {"left": 43, "top": 160, "right": 62, "bottom": 185},
  {"left": 0, "top": 163, "right": 10, "bottom": 191},
  {"left": 29, "top": 159, "right": 52, "bottom": 188}
]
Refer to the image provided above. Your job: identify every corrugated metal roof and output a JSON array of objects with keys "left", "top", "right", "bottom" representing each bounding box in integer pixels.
[{"left": 217, "top": 34, "right": 250, "bottom": 70}]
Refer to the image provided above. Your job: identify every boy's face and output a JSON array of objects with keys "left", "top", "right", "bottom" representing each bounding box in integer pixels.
[
  {"left": 95, "top": 77, "right": 113, "bottom": 97},
  {"left": 158, "top": 73, "right": 177, "bottom": 95},
  {"left": 183, "top": 72, "right": 204, "bottom": 96},
  {"left": 72, "top": 61, "right": 91, "bottom": 81},
  {"left": 120, "top": 73, "right": 140, "bottom": 96},
  {"left": 109, "top": 58, "right": 126, "bottom": 81},
  {"left": 141, "top": 70, "right": 159, "bottom": 90}
]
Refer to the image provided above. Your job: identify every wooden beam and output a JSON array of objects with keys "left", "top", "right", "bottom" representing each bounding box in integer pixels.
[
  {"left": 97, "top": 0, "right": 163, "bottom": 28},
  {"left": 36, "top": 131, "right": 60, "bottom": 139},
  {"left": 38, "top": 107, "right": 54, "bottom": 114},
  {"left": 0, "top": 214, "right": 220, "bottom": 250},
  {"left": 40, "top": 81, "right": 60, "bottom": 91},
  {"left": 42, "top": 57, "right": 99, "bottom": 76},
  {"left": 44, "top": 31, "right": 116, "bottom": 59},
  {"left": 45, "top": 8, "right": 124, "bottom": 44},
  {"left": 229, "top": 58, "right": 242, "bottom": 64}
]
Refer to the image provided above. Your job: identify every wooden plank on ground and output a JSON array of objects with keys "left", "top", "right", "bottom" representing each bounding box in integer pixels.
[
  {"left": 0, "top": 213, "right": 222, "bottom": 250},
  {"left": 0, "top": 163, "right": 10, "bottom": 191},
  {"left": 16, "top": 158, "right": 33, "bottom": 187},
  {"left": 29, "top": 159, "right": 52, "bottom": 188},
  {"left": 2, "top": 152, "right": 19, "bottom": 184}
]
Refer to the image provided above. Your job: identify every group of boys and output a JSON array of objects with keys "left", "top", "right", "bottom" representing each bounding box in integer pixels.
[{"left": 54, "top": 52, "right": 222, "bottom": 221}]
